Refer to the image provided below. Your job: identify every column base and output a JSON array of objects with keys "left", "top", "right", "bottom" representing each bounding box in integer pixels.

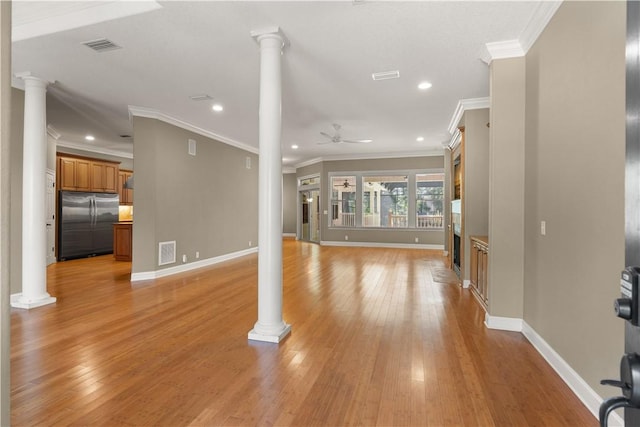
[
  {"left": 248, "top": 323, "right": 291, "bottom": 343},
  {"left": 10, "top": 293, "right": 56, "bottom": 309}
]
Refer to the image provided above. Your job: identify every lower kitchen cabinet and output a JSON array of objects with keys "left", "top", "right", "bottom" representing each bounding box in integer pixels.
[{"left": 113, "top": 222, "right": 132, "bottom": 261}]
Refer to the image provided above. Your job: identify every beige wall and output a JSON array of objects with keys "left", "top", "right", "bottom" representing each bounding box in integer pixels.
[
  {"left": 462, "top": 109, "right": 490, "bottom": 281},
  {"left": 317, "top": 156, "right": 445, "bottom": 246},
  {"left": 0, "top": 1, "right": 10, "bottom": 422},
  {"left": 523, "top": 1, "right": 625, "bottom": 394},
  {"left": 283, "top": 173, "right": 297, "bottom": 234},
  {"left": 488, "top": 58, "right": 525, "bottom": 318},
  {"left": 131, "top": 117, "right": 258, "bottom": 274}
]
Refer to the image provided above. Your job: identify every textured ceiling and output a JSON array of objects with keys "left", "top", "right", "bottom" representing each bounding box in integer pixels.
[{"left": 11, "top": 1, "right": 545, "bottom": 167}]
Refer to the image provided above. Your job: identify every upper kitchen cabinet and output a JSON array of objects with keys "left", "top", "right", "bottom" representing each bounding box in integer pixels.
[
  {"left": 57, "top": 155, "right": 119, "bottom": 193},
  {"left": 118, "top": 170, "right": 133, "bottom": 205}
]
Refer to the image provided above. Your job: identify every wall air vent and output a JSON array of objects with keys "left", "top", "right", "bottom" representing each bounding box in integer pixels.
[
  {"left": 158, "top": 241, "right": 176, "bottom": 266},
  {"left": 82, "top": 38, "right": 121, "bottom": 52},
  {"left": 372, "top": 70, "right": 400, "bottom": 81}
]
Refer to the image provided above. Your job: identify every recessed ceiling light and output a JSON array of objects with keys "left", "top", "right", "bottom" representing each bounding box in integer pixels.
[
  {"left": 418, "top": 81, "right": 432, "bottom": 90},
  {"left": 291, "top": 144, "right": 299, "bottom": 149},
  {"left": 416, "top": 136, "right": 424, "bottom": 142},
  {"left": 212, "top": 104, "right": 224, "bottom": 112},
  {"left": 85, "top": 135, "right": 95, "bottom": 141}
]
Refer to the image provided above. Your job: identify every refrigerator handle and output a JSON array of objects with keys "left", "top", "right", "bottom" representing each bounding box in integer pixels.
[{"left": 91, "top": 197, "right": 96, "bottom": 227}]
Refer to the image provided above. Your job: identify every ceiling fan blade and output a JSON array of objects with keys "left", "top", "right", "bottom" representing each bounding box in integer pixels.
[
  {"left": 342, "top": 139, "right": 372, "bottom": 144},
  {"left": 317, "top": 140, "right": 334, "bottom": 145},
  {"left": 332, "top": 123, "right": 341, "bottom": 132},
  {"left": 320, "top": 131, "right": 333, "bottom": 139}
]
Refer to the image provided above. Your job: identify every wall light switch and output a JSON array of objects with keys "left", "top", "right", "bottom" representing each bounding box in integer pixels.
[
  {"left": 540, "top": 221, "right": 546, "bottom": 236},
  {"left": 188, "top": 139, "right": 196, "bottom": 156}
]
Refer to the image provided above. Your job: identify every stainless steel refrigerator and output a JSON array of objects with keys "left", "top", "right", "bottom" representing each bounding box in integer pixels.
[{"left": 58, "top": 191, "right": 119, "bottom": 260}]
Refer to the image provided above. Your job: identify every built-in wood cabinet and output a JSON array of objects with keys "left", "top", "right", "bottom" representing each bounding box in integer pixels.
[
  {"left": 469, "top": 235, "right": 489, "bottom": 309},
  {"left": 113, "top": 222, "right": 132, "bottom": 261},
  {"left": 57, "top": 155, "right": 119, "bottom": 193},
  {"left": 118, "top": 170, "right": 133, "bottom": 205}
]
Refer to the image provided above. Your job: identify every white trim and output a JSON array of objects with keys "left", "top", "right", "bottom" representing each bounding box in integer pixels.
[
  {"left": 56, "top": 139, "right": 133, "bottom": 159},
  {"left": 484, "top": 313, "right": 523, "bottom": 332},
  {"left": 248, "top": 323, "right": 292, "bottom": 343},
  {"left": 448, "top": 128, "right": 462, "bottom": 150},
  {"left": 480, "top": 2, "right": 562, "bottom": 65},
  {"left": 482, "top": 39, "right": 525, "bottom": 64},
  {"left": 128, "top": 105, "right": 259, "bottom": 155},
  {"left": 131, "top": 247, "right": 258, "bottom": 282},
  {"left": 47, "top": 124, "right": 61, "bottom": 140},
  {"left": 293, "top": 149, "right": 444, "bottom": 170},
  {"left": 447, "top": 97, "right": 491, "bottom": 135},
  {"left": 10, "top": 293, "right": 56, "bottom": 310},
  {"left": 320, "top": 241, "right": 443, "bottom": 250},
  {"left": 283, "top": 233, "right": 296, "bottom": 238},
  {"left": 462, "top": 279, "right": 471, "bottom": 289},
  {"left": 521, "top": 321, "right": 623, "bottom": 426},
  {"left": 13, "top": 1, "right": 163, "bottom": 42},
  {"left": 283, "top": 168, "right": 296, "bottom": 174},
  {"left": 519, "top": 1, "right": 563, "bottom": 54}
]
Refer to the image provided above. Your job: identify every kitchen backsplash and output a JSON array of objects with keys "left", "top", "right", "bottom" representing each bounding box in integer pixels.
[{"left": 119, "top": 205, "right": 133, "bottom": 221}]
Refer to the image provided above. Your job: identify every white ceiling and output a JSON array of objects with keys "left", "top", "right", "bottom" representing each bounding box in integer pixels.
[{"left": 11, "top": 1, "right": 550, "bottom": 168}]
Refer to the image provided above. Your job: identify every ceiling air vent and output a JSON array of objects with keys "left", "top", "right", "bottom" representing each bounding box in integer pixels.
[
  {"left": 82, "top": 38, "right": 121, "bottom": 52},
  {"left": 372, "top": 70, "right": 400, "bottom": 81}
]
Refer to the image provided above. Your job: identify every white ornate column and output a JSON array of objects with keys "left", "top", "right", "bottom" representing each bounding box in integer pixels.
[
  {"left": 11, "top": 72, "right": 56, "bottom": 309},
  {"left": 248, "top": 27, "right": 291, "bottom": 343}
]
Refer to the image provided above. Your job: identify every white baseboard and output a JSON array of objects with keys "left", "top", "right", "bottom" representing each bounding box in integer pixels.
[
  {"left": 484, "top": 314, "right": 622, "bottom": 426},
  {"left": 521, "top": 321, "right": 623, "bottom": 426},
  {"left": 282, "top": 233, "right": 296, "bottom": 238},
  {"left": 319, "top": 241, "right": 444, "bottom": 250},
  {"left": 131, "top": 247, "right": 258, "bottom": 282},
  {"left": 484, "top": 313, "right": 523, "bottom": 332},
  {"left": 462, "top": 279, "right": 471, "bottom": 289}
]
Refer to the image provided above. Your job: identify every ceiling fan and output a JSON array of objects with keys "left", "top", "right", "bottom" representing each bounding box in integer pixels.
[{"left": 318, "top": 124, "right": 372, "bottom": 145}]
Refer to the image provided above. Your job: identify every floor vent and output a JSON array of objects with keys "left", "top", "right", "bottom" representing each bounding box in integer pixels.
[
  {"left": 82, "top": 38, "right": 121, "bottom": 52},
  {"left": 158, "top": 241, "right": 176, "bottom": 266}
]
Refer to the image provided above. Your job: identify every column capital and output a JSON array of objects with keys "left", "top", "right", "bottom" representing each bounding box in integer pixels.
[
  {"left": 250, "top": 26, "right": 289, "bottom": 49},
  {"left": 14, "top": 71, "right": 51, "bottom": 88}
]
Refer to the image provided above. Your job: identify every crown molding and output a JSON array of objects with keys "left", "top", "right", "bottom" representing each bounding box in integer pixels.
[
  {"left": 447, "top": 97, "right": 490, "bottom": 135},
  {"left": 46, "top": 124, "right": 61, "bottom": 140},
  {"left": 448, "top": 128, "right": 462, "bottom": 151},
  {"left": 519, "top": 1, "right": 563, "bottom": 54},
  {"left": 481, "top": 1, "right": 562, "bottom": 65},
  {"left": 292, "top": 149, "right": 444, "bottom": 171},
  {"left": 128, "top": 105, "right": 259, "bottom": 155},
  {"left": 56, "top": 139, "right": 134, "bottom": 159},
  {"left": 282, "top": 167, "right": 297, "bottom": 174},
  {"left": 13, "top": 1, "right": 162, "bottom": 42}
]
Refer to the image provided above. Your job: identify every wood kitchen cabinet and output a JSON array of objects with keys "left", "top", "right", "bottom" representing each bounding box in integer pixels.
[
  {"left": 469, "top": 235, "right": 489, "bottom": 309},
  {"left": 113, "top": 222, "right": 132, "bottom": 261},
  {"left": 57, "top": 155, "right": 119, "bottom": 193},
  {"left": 118, "top": 170, "right": 133, "bottom": 205}
]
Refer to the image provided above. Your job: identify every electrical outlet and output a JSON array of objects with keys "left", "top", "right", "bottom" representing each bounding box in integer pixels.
[
  {"left": 249, "top": 241, "right": 252, "bottom": 247},
  {"left": 540, "top": 221, "right": 546, "bottom": 236},
  {"left": 195, "top": 251, "right": 199, "bottom": 259},
  {"left": 415, "top": 237, "right": 419, "bottom": 243},
  {"left": 345, "top": 235, "right": 349, "bottom": 241},
  {"left": 182, "top": 254, "right": 187, "bottom": 263}
]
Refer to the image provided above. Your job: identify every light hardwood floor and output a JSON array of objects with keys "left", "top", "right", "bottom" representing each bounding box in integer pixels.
[{"left": 11, "top": 241, "right": 596, "bottom": 426}]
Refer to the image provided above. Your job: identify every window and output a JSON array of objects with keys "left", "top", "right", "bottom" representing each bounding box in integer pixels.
[
  {"left": 328, "top": 170, "right": 443, "bottom": 230},
  {"left": 330, "top": 176, "right": 356, "bottom": 227},
  {"left": 417, "top": 173, "right": 444, "bottom": 229},
  {"left": 362, "top": 175, "right": 408, "bottom": 227}
]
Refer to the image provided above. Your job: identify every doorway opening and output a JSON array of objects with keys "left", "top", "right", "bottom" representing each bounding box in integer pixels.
[{"left": 300, "top": 189, "right": 320, "bottom": 243}]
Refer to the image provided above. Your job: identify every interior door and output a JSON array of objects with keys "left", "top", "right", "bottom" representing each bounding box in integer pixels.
[
  {"left": 625, "top": 2, "right": 640, "bottom": 424},
  {"left": 300, "top": 191, "right": 310, "bottom": 241}
]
